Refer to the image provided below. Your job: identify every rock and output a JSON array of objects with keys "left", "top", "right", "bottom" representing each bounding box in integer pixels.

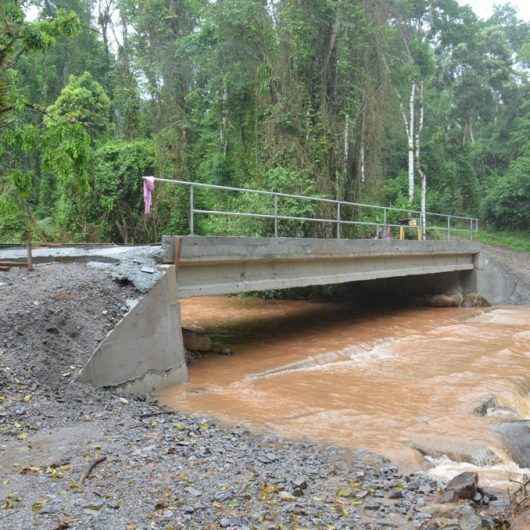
[
  {"left": 462, "top": 293, "right": 491, "bottom": 308},
  {"left": 388, "top": 490, "right": 403, "bottom": 499},
  {"left": 458, "top": 504, "right": 483, "bottom": 530},
  {"left": 182, "top": 329, "right": 213, "bottom": 353},
  {"left": 410, "top": 435, "right": 502, "bottom": 466},
  {"left": 426, "top": 503, "right": 489, "bottom": 530},
  {"left": 292, "top": 477, "right": 308, "bottom": 496},
  {"left": 474, "top": 396, "right": 518, "bottom": 419},
  {"left": 292, "top": 477, "right": 308, "bottom": 490},
  {"left": 473, "top": 396, "right": 498, "bottom": 416},
  {"left": 493, "top": 420, "right": 530, "bottom": 467},
  {"left": 278, "top": 491, "right": 296, "bottom": 501},
  {"left": 442, "top": 472, "right": 478, "bottom": 503},
  {"left": 424, "top": 293, "right": 464, "bottom": 308}
]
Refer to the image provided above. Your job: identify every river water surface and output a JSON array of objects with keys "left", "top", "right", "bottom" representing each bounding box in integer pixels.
[{"left": 160, "top": 296, "right": 530, "bottom": 487}]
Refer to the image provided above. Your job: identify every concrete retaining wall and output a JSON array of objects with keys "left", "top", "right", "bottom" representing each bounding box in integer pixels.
[
  {"left": 474, "top": 248, "right": 530, "bottom": 305},
  {"left": 78, "top": 265, "right": 187, "bottom": 394}
]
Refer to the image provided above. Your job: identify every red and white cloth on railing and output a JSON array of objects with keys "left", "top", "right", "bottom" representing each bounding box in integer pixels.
[{"left": 143, "top": 176, "right": 155, "bottom": 215}]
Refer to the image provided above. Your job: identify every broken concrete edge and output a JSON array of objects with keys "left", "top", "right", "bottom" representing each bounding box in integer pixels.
[
  {"left": 0, "top": 245, "right": 165, "bottom": 292},
  {"left": 78, "top": 265, "right": 188, "bottom": 395},
  {"left": 0, "top": 244, "right": 161, "bottom": 263},
  {"left": 111, "top": 366, "right": 187, "bottom": 395}
]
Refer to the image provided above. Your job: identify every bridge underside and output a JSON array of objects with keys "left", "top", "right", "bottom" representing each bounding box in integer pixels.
[{"left": 80, "top": 236, "right": 481, "bottom": 394}]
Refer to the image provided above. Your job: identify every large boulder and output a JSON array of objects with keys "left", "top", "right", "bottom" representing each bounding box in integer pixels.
[
  {"left": 424, "top": 293, "right": 464, "bottom": 308},
  {"left": 442, "top": 472, "right": 478, "bottom": 503},
  {"left": 410, "top": 435, "right": 502, "bottom": 466},
  {"left": 182, "top": 329, "right": 213, "bottom": 353},
  {"left": 493, "top": 421, "right": 530, "bottom": 468},
  {"left": 473, "top": 396, "right": 518, "bottom": 419},
  {"left": 462, "top": 293, "right": 491, "bottom": 308}
]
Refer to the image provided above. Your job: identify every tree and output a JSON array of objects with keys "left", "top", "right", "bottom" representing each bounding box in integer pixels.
[
  {"left": 43, "top": 71, "right": 110, "bottom": 236},
  {"left": 0, "top": 1, "right": 79, "bottom": 126},
  {"left": 92, "top": 139, "right": 155, "bottom": 243},
  {"left": 0, "top": 1, "right": 79, "bottom": 254}
]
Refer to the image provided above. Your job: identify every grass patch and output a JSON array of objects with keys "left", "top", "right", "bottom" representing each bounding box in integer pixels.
[{"left": 476, "top": 230, "right": 530, "bottom": 253}]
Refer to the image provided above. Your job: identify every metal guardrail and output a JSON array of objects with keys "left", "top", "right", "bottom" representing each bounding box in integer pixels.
[{"left": 145, "top": 178, "right": 479, "bottom": 241}]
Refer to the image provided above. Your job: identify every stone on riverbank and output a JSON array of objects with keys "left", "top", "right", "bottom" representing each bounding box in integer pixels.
[
  {"left": 462, "top": 293, "right": 491, "bottom": 308},
  {"left": 493, "top": 421, "right": 530, "bottom": 468},
  {"left": 182, "top": 328, "right": 213, "bottom": 352},
  {"left": 424, "top": 293, "right": 464, "bottom": 308},
  {"left": 410, "top": 435, "right": 502, "bottom": 467},
  {"left": 442, "top": 472, "right": 478, "bottom": 502}
]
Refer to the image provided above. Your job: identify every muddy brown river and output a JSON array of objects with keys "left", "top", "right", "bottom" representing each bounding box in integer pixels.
[{"left": 160, "top": 297, "right": 530, "bottom": 488}]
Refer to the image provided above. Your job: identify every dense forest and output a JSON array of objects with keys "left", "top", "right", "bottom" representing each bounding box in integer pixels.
[{"left": 1, "top": 0, "right": 530, "bottom": 244}]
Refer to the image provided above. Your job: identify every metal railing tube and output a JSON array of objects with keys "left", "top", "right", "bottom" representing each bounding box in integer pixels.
[
  {"left": 189, "top": 185, "right": 194, "bottom": 235},
  {"left": 142, "top": 177, "right": 479, "bottom": 241}
]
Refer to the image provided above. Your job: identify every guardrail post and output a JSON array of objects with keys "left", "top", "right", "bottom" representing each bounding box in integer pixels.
[
  {"left": 447, "top": 216, "right": 451, "bottom": 241},
  {"left": 336, "top": 202, "right": 341, "bottom": 239},
  {"left": 274, "top": 195, "right": 279, "bottom": 238},
  {"left": 189, "top": 185, "right": 194, "bottom": 235},
  {"left": 470, "top": 219, "right": 473, "bottom": 240},
  {"left": 383, "top": 208, "right": 387, "bottom": 232}
]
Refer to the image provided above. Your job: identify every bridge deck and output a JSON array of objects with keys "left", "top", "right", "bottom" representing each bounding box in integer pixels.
[{"left": 162, "top": 237, "right": 480, "bottom": 298}]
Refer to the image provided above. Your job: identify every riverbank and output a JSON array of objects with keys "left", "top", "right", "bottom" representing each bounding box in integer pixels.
[{"left": 0, "top": 261, "right": 524, "bottom": 529}]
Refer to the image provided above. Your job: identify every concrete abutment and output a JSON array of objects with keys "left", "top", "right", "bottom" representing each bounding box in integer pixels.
[{"left": 79, "top": 265, "right": 188, "bottom": 394}]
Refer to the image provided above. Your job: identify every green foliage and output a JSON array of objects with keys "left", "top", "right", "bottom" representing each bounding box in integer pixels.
[
  {"left": 482, "top": 147, "right": 530, "bottom": 230},
  {"left": 0, "top": 2, "right": 80, "bottom": 127},
  {"left": 43, "top": 72, "right": 110, "bottom": 235},
  {"left": 0, "top": 170, "right": 35, "bottom": 242},
  {"left": 91, "top": 139, "right": 155, "bottom": 243},
  {"left": 476, "top": 230, "right": 530, "bottom": 254},
  {"left": 1, "top": 0, "right": 529, "bottom": 244},
  {"left": 46, "top": 72, "right": 110, "bottom": 132}
]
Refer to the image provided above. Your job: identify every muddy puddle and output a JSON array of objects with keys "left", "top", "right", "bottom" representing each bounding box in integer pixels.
[{"left": 160, "top": 297, "right": 530, "bottom": 488}]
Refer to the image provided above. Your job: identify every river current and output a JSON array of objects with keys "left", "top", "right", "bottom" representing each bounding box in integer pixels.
[{"left": 160, "top": 296, "right": 530, "bottom": 488}]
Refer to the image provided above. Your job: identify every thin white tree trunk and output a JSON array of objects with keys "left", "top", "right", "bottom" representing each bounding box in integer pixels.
[
  {"left": 416, "top": 82, "right": 427, "bottom": 239},
  {"left": 221, "top": 82, "right": 228, "bottom": 155},
  {"left": 360, "top": 142, "right": 365, "bottom": 184},
  {"left": 343, "top": 114, "right": 349, "bottom": 179},
  {"left": 408, "top": 81, "right": 416, "bottom": 203},
  {"left": 26, "top": 238, "right": 33, "bottom": 271},
  {"left": 360, "top": 109, "right": 366, "bottom": 184}
]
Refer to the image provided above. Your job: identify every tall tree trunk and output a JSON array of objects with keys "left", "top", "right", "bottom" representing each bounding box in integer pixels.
[
  {"left": 25, "top": 226, "right": 33, "bottom": 271},
  {"left": 221, "top": 82, "right": 228, "bottom": 156},
  {"left": 416, "top": 82, "right": 426, "bottom": 239},
  {"left": 360, "top": 107, "right": 367, "bottom": 185},
  {"left": 343, "top": 114, "right": 349, "bottom": 181},
  {"left": 408, "top": 81, "right": 416, "bottom": 203}
]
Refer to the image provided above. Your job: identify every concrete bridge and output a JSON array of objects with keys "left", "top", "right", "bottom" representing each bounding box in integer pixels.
[{"left": 79, "top": 236, "right": 484, "bottom": 394}]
